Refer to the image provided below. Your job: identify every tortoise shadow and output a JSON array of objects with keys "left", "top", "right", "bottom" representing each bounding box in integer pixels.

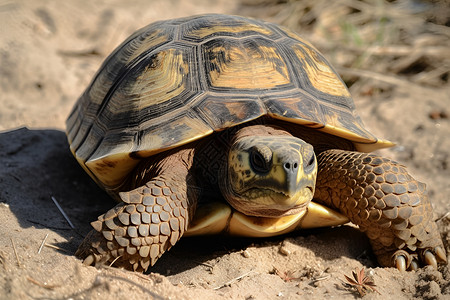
[
  {"left": 151, "top": 225, "right": 377, "bottom": 276},
  {"left": 0, "top": 127, "right": 376, "bottom": 275},
  {"left": 0, "top": 127, "right": 113, "bottom": 254}
]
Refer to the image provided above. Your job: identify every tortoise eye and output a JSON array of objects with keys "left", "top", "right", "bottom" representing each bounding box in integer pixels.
[
  {"left": 304, "top": 153, "right": 316, "bottom": 172},
  {"left": 249, "top": 146, "right": 272, "bottom": 174}
]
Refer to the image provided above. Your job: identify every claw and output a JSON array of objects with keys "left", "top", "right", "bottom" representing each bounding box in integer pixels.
[
  {"left": 435, "top": 246, "right": 447, "bottom": 263},
  {"left": 83, "top": 254, "right": 95, "bottom": 266},
  {"left": 424, "top": 250, "right": 438, "bottom": 269},
  {"left": 395, "top": 255, "right": 407, "bottom": 271},
  {"left": 409, "top": 259, "right": 419, "bottom": 271}
]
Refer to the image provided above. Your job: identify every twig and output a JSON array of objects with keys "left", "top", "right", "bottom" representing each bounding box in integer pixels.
[
  {"left": 0, "top": 250, "right": 6, "bottom": 270},
  {"left": 51, "top": 196, "right": 75, "bottom": 229},
  {"left": 26, "top": 219, "right": 74, "bottom": 231},
  {"left": 356, "top": 249, "right": 369, "bottom": 260},
  {"left": 213, "top": 270, "right": 255, "bottom": 290},
  {"left": 336, "top": 67, "right": 435, "bottom": 94},
  {"left": 312, "top": 37, "right": 450, "bottom": 60},
  {"left": 98, "top": 274, "right": 166, "bottom": 300},
  {"left": 109, "top": 255, "right": 122, "bottom": 267},
  {"left": 310, "top": 274, "right": 331, "bottom": 284},
  {"left": 58, "top": 48, "right": 101, "bottom": 57},
  {"left": 436, "top": 211, "right": 450, "bottom": 222},
  {"left": 372, "top": 45, "right": 450, "bottom": 59},
  {"left": 38, "top": 233, "right": 49, "bottom": 254},
  {"left": 195, "top": 261, "right": 214, "bottom": 268},
  {"left": 412, "top": 66, "right": 449, "bottom": 86},
  {"left": 337, "top": 67, "right": 411, "bottom": 87},
  {"left": 10, "top": 238, "right": 21, "bottom": 268},
  {"left": 27, "top": 277, "right": 60, "bottom": 290},
  {"left": 44, "top": 243, "right": 71, "bottom": 253},
  {"left": 26, "top": 275, "right": 104, "bottom": 299}
]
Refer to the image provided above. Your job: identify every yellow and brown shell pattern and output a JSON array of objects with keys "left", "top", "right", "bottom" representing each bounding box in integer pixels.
[{"left": 66, "top": 14, "right": 392, "bottom": 190}]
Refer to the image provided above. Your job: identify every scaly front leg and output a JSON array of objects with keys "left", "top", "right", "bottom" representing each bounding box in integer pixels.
[
  {"left": 314, "top": 149, "right": 446, "bottom": 271},
  {"left": 76, "top": 173, "right": 196, "bottom": 271}
]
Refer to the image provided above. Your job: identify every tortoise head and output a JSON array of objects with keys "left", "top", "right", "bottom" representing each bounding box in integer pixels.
[{"left": 222, "top": 130, "right": 317, "bottom": 218}]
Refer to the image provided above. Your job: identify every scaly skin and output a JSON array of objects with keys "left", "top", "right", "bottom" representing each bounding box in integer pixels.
[
  {"left": 314, "top": 149, "right": 446, "bottom": 270},
  {"left": 76, "top": 149, "right": 197, "bottom": 271}
]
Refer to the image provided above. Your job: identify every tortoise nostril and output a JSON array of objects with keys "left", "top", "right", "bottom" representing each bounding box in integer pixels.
[{"left": 284, "top": 162, "right": 298, "bottom": 172}]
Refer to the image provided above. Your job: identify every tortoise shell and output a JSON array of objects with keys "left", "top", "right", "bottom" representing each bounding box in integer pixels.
[{"left": 66, "top": 14, "right": 392, "bottom": 189}]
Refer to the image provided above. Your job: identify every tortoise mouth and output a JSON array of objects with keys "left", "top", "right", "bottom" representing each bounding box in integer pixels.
[
  {"left": 240, "top": 186, "right": 313, "bottom": 208},
  {"left": 242, "top": 187, "right": 290, "bottom": 199},
  {"left": 242, "top": 186, "right": 313, "bottom": 199},
  {"left": 224, "top": 185, "right": 314, "bottom": 218}
]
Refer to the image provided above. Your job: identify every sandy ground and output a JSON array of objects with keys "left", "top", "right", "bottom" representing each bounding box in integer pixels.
[{"left": 1, "top": 0, "right": 450, "bottom": 299}]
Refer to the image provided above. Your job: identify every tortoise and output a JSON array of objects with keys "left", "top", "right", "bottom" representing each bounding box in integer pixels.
[{"left": 67, "top": 14, "right": 446, "bottom": 272}]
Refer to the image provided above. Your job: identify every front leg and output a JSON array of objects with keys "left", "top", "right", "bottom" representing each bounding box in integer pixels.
[
  {"left": 75, "top": 175, "right": 196, "bottom": 271},
  {"left": 314, "top": 149, "right": 446, "bottom": 271}
]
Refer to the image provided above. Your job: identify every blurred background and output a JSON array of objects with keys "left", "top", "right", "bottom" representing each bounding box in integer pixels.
[{"left": 1, "top": 0, "right": 448, "bottom": 126}]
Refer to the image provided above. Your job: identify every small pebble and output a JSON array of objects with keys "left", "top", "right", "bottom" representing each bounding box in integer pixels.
[
  {"left": 279, "top": 245, "right": 291, "bottom": 256},
  {"left": 242, "top": 249, "right": 251, "bottom": 258},
  {"left": 429, "top": 110, "right": 448, "bottom": 120}
]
